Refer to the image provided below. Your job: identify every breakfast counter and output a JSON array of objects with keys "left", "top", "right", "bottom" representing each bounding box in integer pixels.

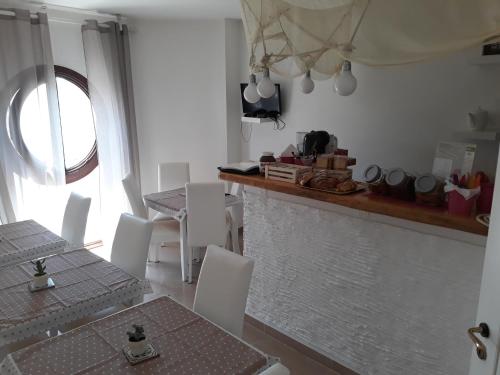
[
  {"left": 219, "top": 172, "right": 488, "bottom": 236},
  {"left": 219, "top": 172, "right": 487, "bottom": 375}
]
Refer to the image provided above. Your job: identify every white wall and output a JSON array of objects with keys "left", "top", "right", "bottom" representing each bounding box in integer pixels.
[
  {"left": 240, "top": 44, "right": 500, "bottom": 180},
  {"left": 129, "top": 18, "right": 229, "bottom": 195},
  {"left": 225, "top": 19, "right": 245, "bottom": 163}
]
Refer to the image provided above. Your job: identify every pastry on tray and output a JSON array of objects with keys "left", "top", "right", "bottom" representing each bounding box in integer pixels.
[
  {"left": 299, "top": 170, "right": 359, "bottom": 193},
  {"left": 309, "top": 176, "right": 340, "bottom": 191},
  {"left": 336, "top": 179, "right": 358, "bottom": 192}
]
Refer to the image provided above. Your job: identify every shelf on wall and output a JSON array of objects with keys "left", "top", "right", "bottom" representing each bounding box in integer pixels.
[
  {"left": 241, "top": 117, "right": 275, "bottom": 124},
  {"left": 453, "top": 130, "right": 500, "bottom": 141}
]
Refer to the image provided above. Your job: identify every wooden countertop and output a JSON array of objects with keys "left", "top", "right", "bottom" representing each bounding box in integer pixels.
[{"left": 219, "top": 172, "right": 488, "bottom": 237}]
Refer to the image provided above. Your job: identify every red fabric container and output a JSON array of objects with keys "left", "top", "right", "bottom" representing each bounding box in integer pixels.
[
  {"left": 477, "top": 183, "right": 494, "bottom": 214},
  {"left": 447, "top": 190, "right": 477, "bottom": 216}
]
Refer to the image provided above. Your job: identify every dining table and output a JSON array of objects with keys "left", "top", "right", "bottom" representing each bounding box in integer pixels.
[
  {"left": 0, "top": 296, "right": 272, "bottom": 375},
  {"left": 0, "top": 248, "right": 151, "bottom": 351},
  {"left": 144, "top": 188, "right": 242, "bottom": 283},
  {"left": 0, "top": 220, "right": 67, "bottom": 269}
]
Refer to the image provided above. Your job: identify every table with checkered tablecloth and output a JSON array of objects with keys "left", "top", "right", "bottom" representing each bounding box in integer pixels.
[
  {"left": 0, "top": 248, "right": 151, "bottom": 348},
  {"left": 0, "top": 296, "right": 271, "bottom": 375},
  {"left": 0, "top": 220, "right": 67, "bottom": 268}
]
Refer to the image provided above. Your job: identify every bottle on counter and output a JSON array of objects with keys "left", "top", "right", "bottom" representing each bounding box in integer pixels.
[{"left": 259, "top": 152, "right": 276, "bottom": 175}]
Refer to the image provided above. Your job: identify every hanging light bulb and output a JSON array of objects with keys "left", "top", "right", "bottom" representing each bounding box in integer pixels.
[
  {"left": 300, "top": 70, "right": 315, "bottom": 94},
  {"left": 257, "top": 68, "right": 275, "bottom": 98},
  {"left": 334, "top": 60, "right": 357, "bottom": 96},
  {"left": 243, "top": 74, "right": 260, "bottom": 103}
]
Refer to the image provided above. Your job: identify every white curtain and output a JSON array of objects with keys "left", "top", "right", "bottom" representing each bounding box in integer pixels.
[
  {"left": 82, "top": 20, "right": 141, "bottom": 250},
  {"left": 0, "top": 10, "right": 65, "bottom": 224}
]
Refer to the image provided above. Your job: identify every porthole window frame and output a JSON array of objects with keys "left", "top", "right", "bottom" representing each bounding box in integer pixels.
[{"left": 54, "top": 65, "right": 98, "bottom": 184}]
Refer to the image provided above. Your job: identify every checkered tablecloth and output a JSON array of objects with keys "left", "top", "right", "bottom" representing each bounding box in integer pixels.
[
  {"left": 0, "top": 220, "right": 67, "bottom": 268},
  {"left": 0, "top": 296, "right": 269, "bottom": 375},
  {"left": 0, "top": 249, "right": 151, "bottom": 347}
]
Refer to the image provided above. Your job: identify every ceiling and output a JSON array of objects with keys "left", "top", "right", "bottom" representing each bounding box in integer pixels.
[{"left": 28, "top": 0, "right": 242, "bottom": 19}]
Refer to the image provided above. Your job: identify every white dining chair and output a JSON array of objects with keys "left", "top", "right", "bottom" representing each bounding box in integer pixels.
[
  {"left": 185, "top": 182, "right": 239, "bottom": 281},
  {"left": 153, "top": 162, "right": 190, "bottom": 222},
  {"left": 193, "top": 244, "right": 254, "bottom": 338},
  {"left": 260, "top": 363, "right": 290, "bottom": 375},
  {"left": 60, "top": 192, "right": 91, "bottom": 250},
  {"left": 186, "top": 182, "right": 227, "bottom": 248},
  {"left": 122, "top": 173, "right": 180, "bottom": 262},
  {"left": 110, "top": 213, "right": 153, "bottom": 280},
  {"left": 122, "top": 173, "right": 148, "bottom": 219}
]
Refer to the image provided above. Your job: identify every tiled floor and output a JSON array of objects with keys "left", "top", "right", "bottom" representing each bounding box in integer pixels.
[{"left": 146, "top": 244, "right": 340, "bottom": 375}]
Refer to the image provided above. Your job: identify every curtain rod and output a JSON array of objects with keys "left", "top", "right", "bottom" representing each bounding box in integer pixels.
[{"left": 0, "top": 1, "right": 122, "bottom": 24}]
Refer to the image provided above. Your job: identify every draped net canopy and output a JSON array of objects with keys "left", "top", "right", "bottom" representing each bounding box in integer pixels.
[{"left": 240, "top": 0, "right": 500, "bottom": 79}]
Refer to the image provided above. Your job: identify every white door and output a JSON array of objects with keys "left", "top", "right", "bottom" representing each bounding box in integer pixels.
[{"left": 469, "top": 151, "right": 500, "bottom": 375}]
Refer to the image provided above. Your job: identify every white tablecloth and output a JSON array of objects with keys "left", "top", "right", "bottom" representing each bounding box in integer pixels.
[
  {"left": 0, "top": 220, "right": 67, "bottom": 269},
  {"left": 0, "top": 249, "right": 151, "bottom": 347}
]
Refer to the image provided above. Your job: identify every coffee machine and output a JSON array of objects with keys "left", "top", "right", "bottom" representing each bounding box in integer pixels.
[{"left": 296, "top": 131, "right": 338, "bottom": 156}]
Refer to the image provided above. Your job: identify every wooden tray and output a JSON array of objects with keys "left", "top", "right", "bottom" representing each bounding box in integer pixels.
[{"left": 302, "top": 182, "right": 367, "bottom": 195}]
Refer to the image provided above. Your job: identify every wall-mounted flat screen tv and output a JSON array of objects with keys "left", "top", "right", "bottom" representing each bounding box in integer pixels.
[{"left": 240, "top": 83, "right": 281, "bottom": 117}]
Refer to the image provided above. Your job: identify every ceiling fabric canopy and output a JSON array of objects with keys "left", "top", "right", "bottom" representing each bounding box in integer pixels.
[{"left": 240, "top": 0, "right": 500, "bottom": 79}]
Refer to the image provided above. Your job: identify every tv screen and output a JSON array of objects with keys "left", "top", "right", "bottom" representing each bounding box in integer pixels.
[{"left": 240, "top": 83, "right": 281, "bottom": 117}]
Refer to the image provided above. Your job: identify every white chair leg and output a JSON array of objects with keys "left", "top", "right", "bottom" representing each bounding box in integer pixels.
[
  {"left": 225, "top": 230, "right": 232, "bottom": 251},
  {"left": 231, "top": 221, "right": 240, "bottom": 255},
  {"left": 147, "top": 243, "right": 160, "bottom": 263},
  {"left": 187, "top": 245, "right": 193, "bottom": 284}
]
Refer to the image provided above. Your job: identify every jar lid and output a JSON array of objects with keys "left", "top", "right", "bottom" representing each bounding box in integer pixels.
[
  {"left": 363, "top": 165, "right": 382, "bottom": 183},
  {"left": 415, "top": 174, "right": 437, "bottom": 193},
  {"left": 385, "top": 168, "right": 406, "bottom": 186},
  {"left": 262, "top": 151, "right": 274, "bottom": 156}
]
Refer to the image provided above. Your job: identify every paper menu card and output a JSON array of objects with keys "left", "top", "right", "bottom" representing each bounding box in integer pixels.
[{"left": 432, "top": 142, "right": 476, "bottom": 179}]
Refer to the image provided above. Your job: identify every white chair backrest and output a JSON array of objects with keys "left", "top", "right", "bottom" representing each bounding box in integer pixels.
[
  {"left": 111, "top": 213, "right": 153, "bottom": 280},
  {"left": 61, "top": 192, "right": 91, "bottom": 248},
  {"left": 122, "top": 173, "right": 148, "bottom": 219},
  {"left": 260, "top": 363, "right": 290, "bottom": 375},
  {"left": 193, "top": 244, "right": 254, "bottom": 337},
  {"left": 158, "top": 162, "right": 190, "bottom": 191},
  {"left": 186, "top": 182, "right": 226, "bottom": 248}
]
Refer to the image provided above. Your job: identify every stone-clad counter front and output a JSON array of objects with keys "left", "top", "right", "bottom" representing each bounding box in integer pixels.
[{"left": 220, "top": 172, "right": 486, "bottom": 375}]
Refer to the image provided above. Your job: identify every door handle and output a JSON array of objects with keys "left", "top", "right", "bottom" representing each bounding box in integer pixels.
[{"left": 468, "top": 322, "right": 490, "bottom": 360}]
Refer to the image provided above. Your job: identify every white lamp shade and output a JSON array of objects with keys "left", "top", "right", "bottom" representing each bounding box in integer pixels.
[
  {"left": 244, "top": 74, "right": 260, "bottom": 103},
  {"left": 257, "top": 69, "right": 275, "bottom": 98},
  {"left": 334, "top": 61, "right": 357, "bottom": 96},
  {"left": 300, "top": 71, "right": 314, "bottom": 94}
]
